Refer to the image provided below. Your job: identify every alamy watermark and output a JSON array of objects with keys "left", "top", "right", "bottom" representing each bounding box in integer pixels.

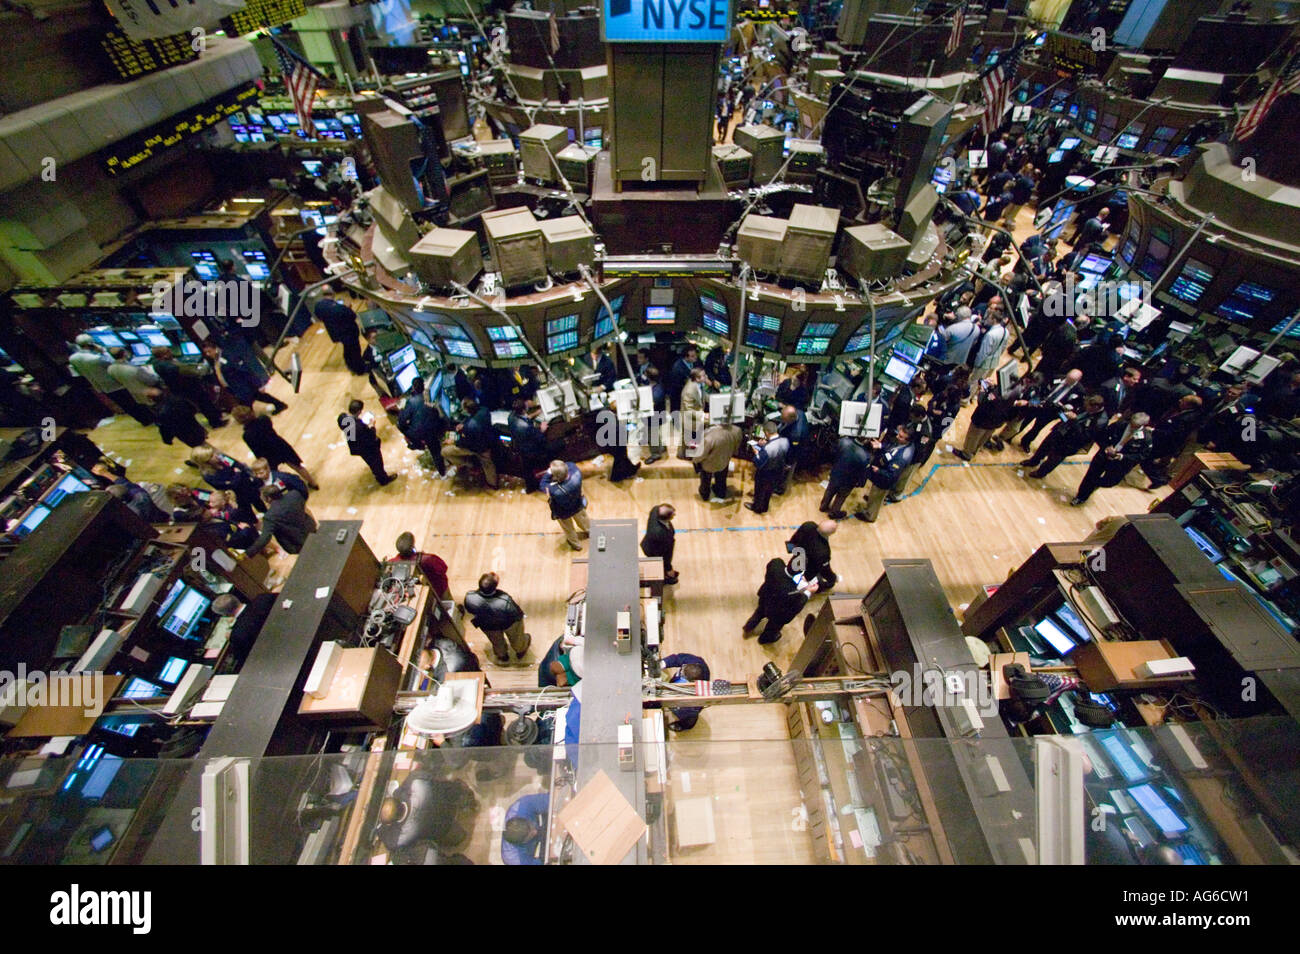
[
  {"left": 0, "top": 666, "right": 105, "bottom": 718},
  {"left": 890, "top": 664, "right": 999, "bottom": 719},
  {"left": 1043, "top": 276, "right": 1152, "bottom": 320},
  {"left": 152, "top": 278, "right": 260, "bottom": 328}
]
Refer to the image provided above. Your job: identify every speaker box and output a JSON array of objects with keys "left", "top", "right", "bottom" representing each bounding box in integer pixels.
[
  {"left": 506, "top": 10, "right": 554, "bottom": 69},
  {"left": 520, "top": 123, "right": 571, "bottom": 183},
  {"left": 736, "top": 213, "right": 788, "bottom": 274},
  {"left": 838, "top": 223, "right": 910, "bottom": 283},
  {"left": 540, "top": 215, "right": 596, "bottom": 275},
  {"left": 362, "top": 110, "right": 427, "bottom": 213},
  {"left": 778, "top": 204, "right": 839, "bottom": 284},
  {"left": 478, "top": 139, "right": 520, "bottom": 184},
  {"left": 368, "top": 185, "right": 422, "bottom": 253},
  {"left": 483, "top": 207, "right": 547, "bottom": 288},
  {"left": 408, "top": 227, "right": 484, "bottom": 289},
  {"left": 733, "top": 123, "right": 785, "bottom": 184},
  {"left": 712, "top": 144, "right": 752, "bottom": 187}
]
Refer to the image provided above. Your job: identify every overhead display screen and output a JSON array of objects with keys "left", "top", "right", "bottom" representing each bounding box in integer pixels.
[
  {"left": 602, "top": 0, "right": 733, "bottom": 43},
  {"left": 103, "top": 83, "right": 260, "bottom": 176}
]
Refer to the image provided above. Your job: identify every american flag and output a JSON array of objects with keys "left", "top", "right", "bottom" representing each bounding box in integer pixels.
[
  {"left": 979, "top": 46, "right": 1020, "bottom": 137},
  {"left": 273, "top": 39, "right": 323, "bottom": 139},
  {"left": 945, "top": 2, "right": 966, "bottom": 58},
  {"left": 1233, "top": 48, "right": 1300, "bottom": 142}
]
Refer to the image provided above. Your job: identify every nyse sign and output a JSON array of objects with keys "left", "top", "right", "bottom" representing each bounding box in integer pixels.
[{"left": 602, "top": 0, "right": 732, "bottom": 43}]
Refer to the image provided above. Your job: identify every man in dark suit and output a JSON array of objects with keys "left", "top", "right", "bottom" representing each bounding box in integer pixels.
[
  {"left": 594, "top": 345, "right": 617, "bottom": 391},
  {"left": 787, "top": 520, "right": 837, "bottom": 590},
  {"left": 1015, "top": 369, "right": 1085, "bottom": 449},
  {"left": 1071, "top": 412, "right": 1153, "bottom": 505},
  {"left": 640, "top": 503, "right": 678, "bottom": 583},
  {"left": 338, "top": 399, "right": 393, "bottom": 485},
  {"left": 464, "top": 571, "right": 530, "bottom": 664},
  {"left": 245, "top": 483, "right": 317, "bottom": 556},
  {"left": 508, "top": 399, "right": 548, "bottom": 492},
  {"left": 396, "top": 377, "right": 448, "bottom": 475},
  {"left": 820, "top": 436, "right": 872, "bottom": 519},
  {"left": 857, "top": 424, "right": 914, "bottom": 523},
  {"left": 1098, "top": 366, "right": 1142, "bottom": 417},
  {"left": 666, "top": 345, "right": 698, "bottom": 414},
  {"left": 444, "top": 398, "right": 501, "bottom": 488},
  {"left": 314, "top": 288, "right": 367, "bottom": 375},
  {"left": 1021, "top": 393, "right": 1109, "bottom": 479},
  {"left": 151, "top": 346, "right": 225, "bottom": 427}
]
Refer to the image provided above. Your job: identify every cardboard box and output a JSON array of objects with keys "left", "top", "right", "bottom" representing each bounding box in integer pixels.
[
  {"left": 674, "top": 797, "right": 716, "bottom": 848},
  {"left": 1073, "top": 639, "right": 1190, "bottom": 691}
]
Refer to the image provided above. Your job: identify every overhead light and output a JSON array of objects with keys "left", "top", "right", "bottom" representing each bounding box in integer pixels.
[{"left": 405, "top": 679, "right": 480, "bottom": 737}]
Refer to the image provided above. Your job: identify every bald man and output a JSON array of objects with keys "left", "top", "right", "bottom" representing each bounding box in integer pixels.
[{"left": 786, "top": 519, "right": 838, "bottom": 590}]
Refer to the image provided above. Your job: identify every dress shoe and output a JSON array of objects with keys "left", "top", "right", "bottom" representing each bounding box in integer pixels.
[
  {"left": 953, "top": 450, "right": 972, "bottom": 461},
  {"left": 1069, "top": 497, "right": 1085, "bottom": 506},
  {"left": 744, "top": 503, "right": 765, "bottom": 514}
]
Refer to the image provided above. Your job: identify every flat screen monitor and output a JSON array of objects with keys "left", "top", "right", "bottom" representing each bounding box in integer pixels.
[
  {"left": 244, "top": 263, "right": 270, "bottom": 281},
  {"left": 1216, "top": 282, "right": 1276, "bottom": 324},
  {"left": 136, "top": 327, "right": 170, "bottom": 348},
  {"left": 44, "top": 474, "right": 89, "bottom": 506},
  {"left": 153, "top": 314, "right": 181, "bottom": 329},
  {"left": 493, "top": 341, "right": 528, "bottom": 358},
  {"left": 82, "top": 755, "right": 124, "bottom": 800},
  {"left": 443, "top": 339, "right": 478, "bottom": 359},
  {"left": 883, "top": 356, "right": 917, "bottom": 383},
  {"left": 593, "top": 314, "right": 614, "bottom": 339},
  {"left": 747, "top": 312, "right": 780, "bottom": 332},
  {"left": 301, "top": 160, "right": 324, "bottom": 176},
  {"left": 1033, "top": 616, "right": 1077, "bottom": 656},
  {"left": 547, "top": 330, "right": 579, "bottom": 353},
  {"left": 893, "top": 340, "right": 924, "bottom": 364},
  {"left": 1055, "top": 604, "right": 1092, "bottom": 643},
  {"left": 547, "top": 314, "right": 578, "bottom": 335},
  {"left": 191, "top": 260, "right": 219, "bottom": 281},
  {"left": 1079, "top": 253, "right": 1111, "bottom": 275},
  {"left": 795, "top": 336, "right": 831, "bottom": 356},
  {"left": 1059, "top": 137, "right": 1080, "bottom": 150},
  {"left": 156, "top": 578, "right": 185, "bottom": 617},
  {"left": 387, "top": 344, "right": 416, "bottom": 372},
  {"left": 1099, "top": 733, "right": 1149, "bottom": 783},
  {"left": 487, "top": 325, "right": 517, "bottom": 342},
  {"left": 1169, "top": 259, "right": 1213, "bottom": 304},
  {"left": 120, "top": 678, "right": 163, "bottom": 699},
  {"left": 1048, "top": 149, "right": 1064, "bottom": 164},
  {"left": 1115, "top": 133, "right": 1141, "bottom": 150},
  {"left": 394, "top": 361, "right": 420, "bottom": 395},
  {"left": 160, "top": 586, "right": 210, "bottom": 640},
  {"left": 129, "top": 342, "right": 151, "bottom": 359},
  {"left": 1128, "top": 783, "right": 1188, "bottom": 836},
  {"left": 13, "top": 504, "right": 51, "bottom": 537},
  {"left": 645, "top": 306, "right": 676, "bottom": 325},
  {"left": 699, "top": 295, "right": 729, "bottom": 336},
  {"left": 89, "top": 329, "right": 126, "bottom": 350},
  {"left": 745, "top": 328, "right": 779, "bottom": 351},
  {"left": 158, "top": 657, "right": 188, "bottom": 684}
]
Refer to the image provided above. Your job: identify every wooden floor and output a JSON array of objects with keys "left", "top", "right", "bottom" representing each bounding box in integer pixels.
[{"left": 86, "top": 209, "right": 1168, "bottom": 863}]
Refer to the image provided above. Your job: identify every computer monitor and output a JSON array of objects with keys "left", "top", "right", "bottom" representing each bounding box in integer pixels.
[
  {"left": 1099, "top": 732, "right": 1149, "bottom": 783},
  {"left": 1055, "top": 603, "right": 1092, "bottom": 643},
  {"left": 43, "top": 474, "right": 89, "bottom": 507},
  {"left": 158, "top": 656, "right": 189, "bottom": 684},
  {"left": 645, "top": 306, "right": 676, "bottom": 325},
  {"left": 160, "top": 586, "right": 211, "bottom": 640},
  {"left": 1183, "top": 526, "right": 1223, "bottom": 563},
  {"left": 699, "top": 295, "right": 729, "bottom": 336},
  {"left": 13, "top": 504, "right": 51, "bottom": 537},
  {"left": 1033, "top": 616, "right": 1077, "bottom": 656},
  {"left": 443, "top": 339, "right": 478, "bottom": 359},
  {"left": 81, "top": 754, "right": 124, "bottom": 800},
  {"left": 302, "top": 159, "right": 325, "bottom": 176},
  {"left": 156, "top": 578, "right": 185, "bottom": 618},
  {"left": 1128, "top": 783, "right": 1188, "bottom": 836},
  {"left": 1115, "top": 133, "right": 1140, "bottom": 150},
  {"left": 394, "top": 362, "right": 420, "bottom": 395},
  {"left": 129, "top": 342, "right": 151, "bottom": 360},
  {"left": 1047, "top": 149, "right": 1064, "bottom": 164},
  {"left": 387, "top": 344, "right": 416, "bottom": 373},
  {"left": 244, "top": 263, "right": 270, "bottom": 281},
  {"left": 120, "top": 678, "right": 163, "bottom": 699},
  {"left": 745, "top": 328, "right": 779, "bottom": 351},
  {"left": 493, "top": 341, "right": 529, "bottom": 359},
  {"left": 893, "top": 340, "right": 924, "bottom": 365},
  {"left": 191, "top": 260, "right": 219, "bottom": 281},
  {"left": 1059, "top": 137, "right": 1080, "bottom": 150},
  {"left": 1079, "top": 253, "right": 1111, "bottom": 275},
  {"left": 89, "top": 329, "right": 126, "bottom": 350},
  {"left": 136, "top": 327, "right": 170, "bottom": 348},
  {"left": 883, "top": 356, "right": 917, "bottom": 383},
  {"left": 179, "top": 342, "right": 201, "bottom": 358}
]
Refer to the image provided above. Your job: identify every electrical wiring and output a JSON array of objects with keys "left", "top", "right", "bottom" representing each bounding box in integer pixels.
[{"left": 840, "top": 641, "right": 867, "bottom": 675}]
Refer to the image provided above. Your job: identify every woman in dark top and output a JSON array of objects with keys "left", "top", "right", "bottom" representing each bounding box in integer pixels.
[
  {"left": 232, "top": 405, "right": 318, "bottom": 489},
  {"left": 154, "top": 392, "right": 208, "bottom": 448},
  {"left": 192, "top": 444, "right": 265, "bottom": 514},
  {"left": 742, "top": 558, "right": 816, "bottom": 644},
  {"left": 776, "top": 366, "right": 810, "bottom": 409}
]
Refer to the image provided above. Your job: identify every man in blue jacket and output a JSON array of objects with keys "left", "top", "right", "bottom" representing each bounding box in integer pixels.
[
  {"left": 444, "top": 398, "right": 500, "bottom": 488},
  {"left": 501, "top": 793, "right": 549, "bottom": 865},
  {"left": 855, "top": 424, "right": 914, "bottom": 523},
  {"left": 540, "top": 459, "right": 590, "bottom": 550},
  {"left": 661, "top": 653, "right": 710, "bottom": 731},
  {"left": 820, "top": 435, "right": 872, "bottom": 519},
  {"left": 508, "top": 399, "right": 548, "bottom": 492}
]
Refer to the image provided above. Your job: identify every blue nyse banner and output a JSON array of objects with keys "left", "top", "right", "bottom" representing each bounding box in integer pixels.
[{"left": 602, "top": 0, "right": 733, "bottom": 42}]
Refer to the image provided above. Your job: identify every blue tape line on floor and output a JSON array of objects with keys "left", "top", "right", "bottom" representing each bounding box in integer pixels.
[{"left": 901, "top": 457, "right": 1085, "bottom": 499}]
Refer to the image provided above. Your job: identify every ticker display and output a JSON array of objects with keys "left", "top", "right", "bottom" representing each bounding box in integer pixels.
[
  {"left": 221, "top": 0, "right": 307, "bottom": 37},
  {"left": 101, "top": 28, "right": 199, "bottom": 80},
  {"left": 103, "top": 83, "right": 260, "bottom": 176}
]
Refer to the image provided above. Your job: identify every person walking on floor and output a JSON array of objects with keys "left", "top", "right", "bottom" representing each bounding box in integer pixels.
[
  {"left": 508, "top": 398, "right": 548, "bottom": 492},
  {"left": 1021, "top": 393, "right": 1109, "bottom": 479},
  {"left": 787, "top": 519, "right": 838, "bottom": 590},
  {"left": 150, "top": 346, "right": 225, "bottom": 428},
  {"left": 464, "top": 571, "right": 531, "bottom": 664},
  {"left": 695, "top": 417, "right": 742, "bottom": 502},
  {"left": 678, "top": 368, "right": 708, "bottom": 460},
  {"left": 338, "top": 399, "right": 395, "bottom": 486},
  {"left": 856, "top": 424, "right": 914, "bottom": 523},
  {"left": 540, "top": 459, "right": 590, "bottom": 550},
  {"left": 233, "top": 404, "right": 318, "bottom": 489},
  {"left": 954, "top": 381, "right": 1028, "bottom": 461},
  {"left": 888, "top": 405, "right": 937, "bottom": 503},
  {"left": 107, "top": 348, "right": 163, "bottom": 412},
  {"left": 640, "top": 503, "right": 679, "bottom": 584},
  {"left": 154, "top": 390, "right": 208, "bottom": 448},
  {"left": 746, "top": 420, "right": 789, "bottom": 514},
  {"left": 314, "top": 288, "right": 367, "bottom": 375},
  {"left": 1071, "top": 412, "right": 1153, "bottom": 506},
  {"left": 743, "top": 557, "right": 817, "bottom": 644}
]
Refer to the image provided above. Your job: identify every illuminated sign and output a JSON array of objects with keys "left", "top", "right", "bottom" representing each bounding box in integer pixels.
[
  {"left": 1045, "top": 31, "right": 1116, "bottom": 75},
  {"left": 103, "top": 84, "right": 260, "bottom": 176},
  {"left": 601, "top": 0, "right": 733, "bottom": 43},
  {"left": 100, "top": 29, "right": 199, "bottom": 80},
  {"left": 221, "top": 0, "right": 307, "bottom": 37}
]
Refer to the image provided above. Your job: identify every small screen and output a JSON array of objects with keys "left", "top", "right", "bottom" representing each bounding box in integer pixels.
[
  {"left": 90, "top": 329, "right": 126, "bottom": 350},
  {"left": 161, "top": 587, "right": 210, "bottom": 640},
  {"left": 191, "top": 261, "right": 219, "bottom": 281},
  {"left": 1033, "top": 617, "right": 1077, "bottom": 656},
  {"left": 699, "top": 296, "right": 729, "bottom": 336},
  {"left": 156, "top": 579, "right": 185, "bottom": 618},
  {"left": 883, "top": 356, "right": 917, "bottom": 382},
  {"left": 1100, "top": 733, "right": 1149, "bottom": 783},
  {"left": 1055, "top": 604, "right": 1092, "bottom": 643},
  {"left": 845, "top": 328, "right": 872, "bottom": 353},
  {"left": 1048, "top": 149, "right": 1064, "bottom": 164},
  {"left": 44, "top": 474, "right": 89, "bottom": 506},
  {"left": 645, "top": 306, "right": 676, "bottom": 325},
  {"left": 747, "top": 312, "right": 780, "bottom": 332},
  {"left": 14, "top": 504, "right": 51, "bottom": 536},
  {"left": 546, "top": 314, "right": 578, "bottom": 335},
  {"left": 129, "top": 343, "right": 151, "bottom": 359},
  {"left": 547, "top": 330, "right": 579, "bottom": 353},
  {"left": 120, "top": 678, "right": 163, "bottom": 699},
  {"left": 1059, "top": 137, "right": 1080, "bottom": 150},
  {"left": 894, "top": 340, "right": 924, "bottom": 364},
  {"left": 243, "top": 263, "right": 270, "bottom": 281},
  {"left": 136, "top": 327, "right": 170, "bottom": 348},
  {"left": 1216, "top": 282, "right": 1276, "bottom": 324},
  {"left": 443, "top": 339, "right": 479, "bottom": 359},
  {"left": 387, "top": 344, "right": 416, "bottom": 372},
  {"left": 1128, "top": 783, "right": 1188, "bottom": 836},
  {"left": 1079, "top": 253, "right": 1111, "bottom": 275},
  {"left": 795, "top": 337, "right": 831, "bottom": 355},
  {"left": 745, "top": 329, "right": 779, "bottom": 351},
  {"left": 1169, "top": 259, "right": 1214, "bottom": 304},
  {"left": 594, "top": 314, "right": 614, "bottom": 339},
  {"left": 158, "top": 657, "right": 188, "bottom": 684},
  {"left": 493, "top": 341, "right": 529, "bottom": 358},
  {"left": 1115, "top": 133, "right": 1141, "bottom": 150},
  {"left": 394, "top": 362, "right": 420, "bottom": 394},
  {"left": 487, "top": 326, "right": 519, "bottom": 342},
  {"left": 301, "top": 160, "right": 324, "bottom": 176},
  {"left": 82, "top": 756, "right": 124, "bottom": 800}
]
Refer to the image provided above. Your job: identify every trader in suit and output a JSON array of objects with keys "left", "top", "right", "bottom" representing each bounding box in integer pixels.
[
  {"left": 857, "top": 424, "right": 914, "bottom": 523},
  {"left": 1098, "top": 366, "right": 1143, "bottom": 417},
  {"left": 1071, "top": 412, "right": 1154, "bottom": 505},
  {"left": 507, "top": 399, "right": 548, "bottom": 492},
  {"left": 1021, "top": 393, "right": 1109, "bottom": 479},
  {"left": 677, "top": 368, "right": 708, "bottom": 460},
  {"left": 337, "top": 399, "right": 394, "bottom": 486},
  {"left": 820, "top": 435, "right": 873, "bottom": 519},
  {"left": 695, "top": 418, "right": 742, "bottom": 501},
  {"left": 787, "top": 519, "right": 838, "bottom": 590},
  {"left": 1014, "top": 369, "right": 1085, "bottom": 449},
  {"left": 640, "top": 503, "right": 679, "bottom": 583},
  {"left": 746, "top": 420, "right": 789, "bottom": 514},
  {"left": 444, "top": 398, "right": 500, "bottom": 489},
  {"left": 245, "top": 483, "right": 317, "bottom": 557},
  {"left": 313, "top": 288, "right": 367, "bottom": 375},
  {"left": 667, "top": 345, "right": 699, "bottom": 414},
  {"left": 743, "top": 558, "right": 817, "bottom": 644},
  {"left": 396, "top": 377, "right": 448, "bottom": 476}
]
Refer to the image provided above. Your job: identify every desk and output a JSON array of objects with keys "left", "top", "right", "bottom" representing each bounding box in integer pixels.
[{"left": 574, "top": 518, "right": 646, "bottom": 865}]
